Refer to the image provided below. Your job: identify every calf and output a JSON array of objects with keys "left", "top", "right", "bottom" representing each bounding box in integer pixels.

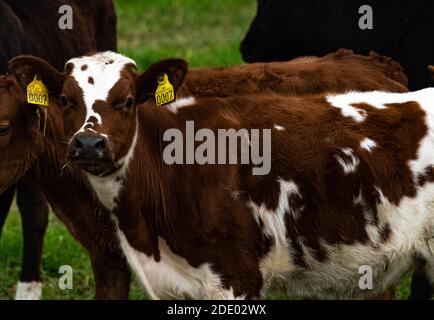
[
  {"left": 14, "top": 51, "right": 427, "bottom": 299},
  {"left": 69, "top": 75, "right": 434, "bottom": 299},
  {"left": 0, "top": 73, "right": 131, "bottom": 299},
  {"left": 3, "top": 48, "right": 401, "bottom": 299},
  {"left": 0, "top": 0, "right": 126, "bottom": 299},
  {"left": 180, "top": 49, "right": 407, "bottom": 97}
]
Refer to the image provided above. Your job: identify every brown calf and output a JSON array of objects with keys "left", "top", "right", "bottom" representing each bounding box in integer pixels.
[
  {"left": 5, "top": 50, "right": 409, "bottom": 299},
  {"left": 55, "top": 52, "right": 434, "bottom": 299},
  {"left": 180, "top": 49, "right": 408, "bottom": 98},
  {"left": 8, "top": 51, "right": 421, "bottom": 299},
  {"left": 0, "top": 0, "right": 118, "bottom": 300}
]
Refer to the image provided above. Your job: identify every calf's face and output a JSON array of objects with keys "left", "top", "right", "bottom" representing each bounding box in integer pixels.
[
  {"left": 11, "top": 52, "right": 188, "bottom": 177},
  {"left": 59, "top": 52, "right": 139, "bottom": 176},
  {"left": 62, "top": 53, "right": 187, "bottom": 176}
]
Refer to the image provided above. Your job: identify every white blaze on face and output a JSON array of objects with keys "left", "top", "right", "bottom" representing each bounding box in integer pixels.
[{"left": 65, "top": 51, "right": 137, "bottom": 134}]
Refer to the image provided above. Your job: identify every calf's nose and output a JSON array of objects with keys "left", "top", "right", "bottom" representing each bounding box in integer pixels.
[{"left": 72, "top": 134, "right": 107, "bottom": 159}]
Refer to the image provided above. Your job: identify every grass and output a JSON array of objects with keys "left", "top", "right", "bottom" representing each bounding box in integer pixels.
[
  {"left": 115, "top": 0, "right": 256, "bottom": 70},
  {"left": 0, "top": 0, "right": 419, "bottom": 300}
]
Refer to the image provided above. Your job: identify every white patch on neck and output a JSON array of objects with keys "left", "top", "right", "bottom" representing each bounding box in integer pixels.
[
  {"left": 360, "top": 138, "right": 377, "bottom": 152},
  {"left": 66, "top": 51, "right": 137, "bottom": 133},
  {"left": 164, "top": 96, "right": 196, "bottom": 114},
  {"left": 87, "top": 119, "right": 139, "bottom": 211},
  {"left": 15, "top": 281, "right": 42, "bottom": 300}
]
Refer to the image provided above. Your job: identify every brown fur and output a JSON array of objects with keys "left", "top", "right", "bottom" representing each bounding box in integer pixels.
[
  {"left": 179, "top": 49, "right": 408, "bottom": 99},
  {"left": 84, "top": 89, "right": 426, "bottom": 298},
  {"left": 4, "top": 50, "right": 410, "bottom": 299}
]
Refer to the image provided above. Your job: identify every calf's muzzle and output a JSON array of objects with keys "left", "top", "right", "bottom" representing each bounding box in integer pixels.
[{"left": 68, "top": 132, "right": 115, "bottom": 176}]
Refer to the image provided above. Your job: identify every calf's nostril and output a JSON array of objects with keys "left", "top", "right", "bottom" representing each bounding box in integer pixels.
[
  {"left": 74, "top": 137, "right": 83, "bottom": 149},
  {"left": 94, "top": 138, "right": 106, "bottom": 151}
]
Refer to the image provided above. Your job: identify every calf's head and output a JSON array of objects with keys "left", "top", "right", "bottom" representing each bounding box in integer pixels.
[
  {"left": 0, "top": 57, "right": 62, "bottom": 192},
  {"left": 12, "top": 52, "right": 188, "bottom": 177}
]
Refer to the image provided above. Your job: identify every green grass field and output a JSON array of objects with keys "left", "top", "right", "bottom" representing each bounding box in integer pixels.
[{"left": 0, "top": 0, "right": 415, "bottom": 300}]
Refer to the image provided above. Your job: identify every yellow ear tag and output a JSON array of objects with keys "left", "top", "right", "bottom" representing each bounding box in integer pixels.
[
  {"left": 27, "top": 75, "right": 49, "bottom": 107},
  {"left": 155, "top": 73, "right": 175, "bottom": 106},
  {"left": 27, "top": 75, "right": 49, "bottom": 136}
]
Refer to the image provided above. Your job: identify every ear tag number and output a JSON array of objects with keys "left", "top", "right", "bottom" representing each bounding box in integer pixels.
[
  {"left": 27, "top": 75, "right": 49, "bottom": 107},
  {"left": 155, "top": 73, "right": 175, "bottom": 106}
]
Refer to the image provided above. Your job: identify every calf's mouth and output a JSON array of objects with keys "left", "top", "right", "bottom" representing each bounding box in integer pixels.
[
  {"left": 72, "top": 158, "right": 118, "bottom": 176},
  {"left": 67, "top": 133, "right": 118, "bottom": 176}
]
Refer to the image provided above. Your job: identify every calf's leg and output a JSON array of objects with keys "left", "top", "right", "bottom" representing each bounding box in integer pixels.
[
  {"left": 90, "top": 250, "right": 131, "bottom": 299},
  {"left": 49, "top": 200, "right": 131, "bottom": 299},
  {"left": 0, "top": 185, "right": 15, "bottom": 238},
  {"left": 412, "top": 258, "right": 434, "bottom": 300},
  {"left": 15, "top": 182, "right": 49, "bottom": 300}
]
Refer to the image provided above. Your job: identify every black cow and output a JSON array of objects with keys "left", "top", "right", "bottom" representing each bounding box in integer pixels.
[
  {"left": 0, "top": 0, "right": 117, "bottom": 299},
  {"left": 241, "top": 0, "right": 434, "bottom": 91},
  {"left": 241, "top": 0, "right": 434, "bottom": 300}
]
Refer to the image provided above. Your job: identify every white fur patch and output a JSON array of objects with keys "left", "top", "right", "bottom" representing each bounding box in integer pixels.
[
  {"left": 15, "top": 281, "right": 42, "bottom": 300},
  {"left": 353, "top": 189, "right": 382, "bottom": 245},
  {"left": 335, "top": 148, "right": 360, "bottom": 174},
  {"left": 326, "top": 89, "right": 434, "bottom": 122},
  {"left": 66, "top": 51, "right": 136, "bottom": 135},
  {"left": 248, "top": 179, "right": 301, "bottom": 246},
  {"left": 117, "top": 230, "right": 242, "bottom": 299},
  {"left": 164, "top": 96, "right": 196, "bottom": 114},
  {"left": 87, "top": 121, "right": 138, "bottom": 211},
  {"left": 273, "top": 124, "right": 285, "bottom": 131},
  {"left": 360, "top": 138, "right": 377, "bottom": 152}
]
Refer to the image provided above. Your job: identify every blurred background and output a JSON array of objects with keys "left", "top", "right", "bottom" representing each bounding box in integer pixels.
[{"left": 0, "top": 0, "right": 413, "bottom": 300}]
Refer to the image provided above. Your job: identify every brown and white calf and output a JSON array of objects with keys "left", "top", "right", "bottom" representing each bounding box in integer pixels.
[
  {"left": 0, "top": 0, "right": 117, "bottom": 300},
  {"left": 8, "top": 51, "right": 415, "bottom": 299}
]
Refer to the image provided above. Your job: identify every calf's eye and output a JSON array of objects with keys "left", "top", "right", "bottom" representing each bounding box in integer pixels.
[
  {"left": 123, "top": 98, "right": 134, "bottom": 109},
  {"left": 0, "top": 124, "right": 10, "bottom": 136}
]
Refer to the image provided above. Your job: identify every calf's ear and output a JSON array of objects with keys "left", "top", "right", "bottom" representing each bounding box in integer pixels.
[
  {"left": 428, "top": 65, "right": 434, "bottom": 80},
  {"left": 8, "top": 55, "right": 65, "bottom": 96},
  {"left": 136, "top": 58, "right": 188, "bottom": 104}
]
